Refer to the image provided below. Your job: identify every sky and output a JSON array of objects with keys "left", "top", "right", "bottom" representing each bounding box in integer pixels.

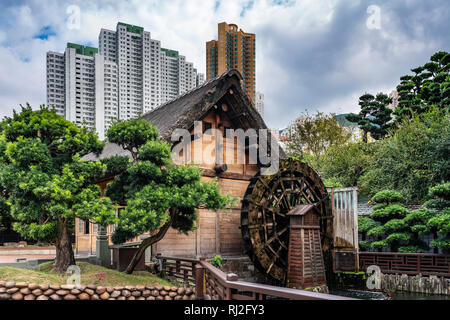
[{"left": 0, "top": 0, "right": 449, "bottom": 129}]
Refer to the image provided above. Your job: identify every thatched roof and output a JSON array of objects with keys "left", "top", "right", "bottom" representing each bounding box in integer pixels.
[{"left": 83, "top": 69, "right": 284, "bottom": 161}]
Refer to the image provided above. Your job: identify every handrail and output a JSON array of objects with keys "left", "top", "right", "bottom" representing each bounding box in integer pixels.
[{"left": 197, "top": 258, "right": 356, "bottom": 300}]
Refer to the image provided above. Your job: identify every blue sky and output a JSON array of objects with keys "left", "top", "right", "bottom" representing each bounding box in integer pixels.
[{"left": 0, "top": 0, "right": 449, "bottom": 129}]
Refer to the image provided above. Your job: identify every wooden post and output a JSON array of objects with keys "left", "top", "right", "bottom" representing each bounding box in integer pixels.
[
  {"left": 225, "top": 273, "right": 238, "bottom": 300},
  {"left": 195, "top": 259, "right": 206, "bottom": 300}
]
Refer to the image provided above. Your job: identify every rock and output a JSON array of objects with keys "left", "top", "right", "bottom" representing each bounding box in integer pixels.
[
  {"left": 61, "top": 284, "right": 75, "bottom": 290},
  {"left": 125, "top": 286, "right": 136, "bottom": 291},
  {"left": 0, "top": 288, "right": 5, "bottom": 294},
  {"left": 145, "top": 286, "right": 155, "bottom": 290},
  {"left": 55, "top": 290, "right": 70, "bottom": 296},
  {"left": 100, "top": 292, "right": 110, "bottom": 300},
  {"left": 168, "top": 291, "right": 177, "bottom": 298},
  {"left": 0, "top": 281, "right": 5, "bottom": 287},
  {"left": 78, "top": 293, "right": 90, "bottom": 300},
  {"left": 111, "top": 291, "right": 121, "bottom": 298},
  {"left": 64, "top": 294, "right": 77, "bottom": 300},
  {"left": 5, "top": 282, "right": 15, "bottom": 289},
  {"left": 177, "top": 288, "right": 185, "bottom": 295},
  {"left": 87, "top": 284, "right": 97, "bottom": 290},
  {"left": 0, "top": 294, "right": 11, "bottom": 300},
  {"left": 146, "top": 296, "right": 156, "bottom": 300},
  {"left": 113, "top": 286, "right": 124, "bottom": 291},
  {"left": 108, "top": 298, "right": 116, "bottom": 300},
  {"left": 122, "top": 290, "right": 131, "bottom": 297},
  {"left": 91, "top": 294, "right": 100, "bottom": 300},
  {"left": 151, "top": 290, "right": 159, "bottom": 297},
  {"left": 32, "top": 289, "right": 43, "bottom": 296},
  {"left": 96, "top": 286, "right": 106, "bottom": 294},
  {"left": 43, "top": 289, "right": 54, "bottom": 296},
  {"left": 50, "top": 294, "right": 61, "bottom": 300},
  {"left": 182, "top": 295, "right": 190, "bottom": 300},
  {"left": 117, "top": 296, "right": 126, "bottom": 300},
  {"left": 136, "top": 285, "right": 145, "bottom": 291},
  {"left": 137, "top": 297, "right": 146, "bottom": 300},
  {"left": 28, "top": 283, "right": 39, "bottom": 290},
  {"left": 71, "top": 289, "right": 81, "bottom": 295},
  {"left": 49, "top": 285, "right": 61, "bottom": 290},
  {"left": 131, "top": 291, "right": 141, "bottom": 297},
  {"left": 170, "top": 286, "right": 177, "bottom": 292},
  {"left": 106, "top": 287, "right": 114, "bottom": 293},
  {"left": 191, "top": 294, "right": 196, "bottom": 300},
  {"left": 163, "top": 286, "right": 172, "bottom": 291},
  {"left": 156, "top": 295, "right": 164, "bottom": 300},
  {"left": 24, "top": 294, "right": 35, "bottom": 301},
  {"left": 7, "top": 288, "right": 19, "bottom": 294},
  {"left": 185, "top": 288, "right": 193, "bottom": 295},
  {"left": 15, "top": 282, "right": 28, "bottom": 288},
  {"left": 39, "top": 284, "right": 49, "bottom": 291},
  {"left": 142, "top": 290, "right": 151, "bottom": 297},
  {"left": 160, "top": 290, "right": 168, "bottom": 296},
  {"left": 127, "top": 296, "right": 136, "bottom": 300},
  {"left": 164, "top": 295, "right": 172, "bottom": 300},
  {"left": 36, "top": 295, "right": 49, "bottom": 300},
  {"left": 155, "top": 286, "right": 163, "bottom": 291},
  {"left": 174, "top": 295, "right": 182, "bottom": 300},
  {"left": 20, "top": 288, "right": 31, "bottom": 295},
  {"left": 85, "top": 288, "right": 95, "bottom": 295}
]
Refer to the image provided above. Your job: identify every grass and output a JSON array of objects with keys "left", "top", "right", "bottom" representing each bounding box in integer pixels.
[{"left": 0, "top": 261, "right": 173, "bottom": 287}]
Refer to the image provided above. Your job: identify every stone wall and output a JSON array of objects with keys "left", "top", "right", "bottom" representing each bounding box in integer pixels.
[
  {"left": 381, "top": 273, "right": 450, "bottom": 295},
  {"left": 0, "top": 281, "right": 196, "bottom": 300}
]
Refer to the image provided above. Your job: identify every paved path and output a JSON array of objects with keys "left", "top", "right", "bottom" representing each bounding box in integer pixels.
[{"left": 0, "top": 254, "right": 55, "bottom": 263}]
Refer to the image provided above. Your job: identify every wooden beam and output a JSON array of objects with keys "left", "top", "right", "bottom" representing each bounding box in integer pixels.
[{"left": 202, "top": 169, "right": 253, "bottom": 181}]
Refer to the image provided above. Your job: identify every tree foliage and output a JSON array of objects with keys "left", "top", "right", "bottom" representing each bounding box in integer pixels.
[
  {"left": 346, "top": 93, "right": 393, "bottom": 142},
  {"left": 285, "top": 111, "right": 352, "bottom": 160},
  {"left": 359, "top": 108, "right": 450, "bottom": 203},
  {"left": 104, "top": 118, "right": 234, "bottom": 273},
  {"left": 0, "top": 105, "right": 116, "bottom": 272},
  {"left": 394, "top": 51, "right": 450, "bottom": 122},
  {"left": 359, "top": 190, "right": 429, "bottom": 252}
]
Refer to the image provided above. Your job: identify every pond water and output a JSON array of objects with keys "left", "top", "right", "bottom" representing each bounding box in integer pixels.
[{"left": 330, "top": 289, "right": 450, "bottom": 300}]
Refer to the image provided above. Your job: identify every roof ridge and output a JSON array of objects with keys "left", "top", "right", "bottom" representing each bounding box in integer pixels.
[{"left": 142, "top": 70, "right": 237, "bottom": 118}]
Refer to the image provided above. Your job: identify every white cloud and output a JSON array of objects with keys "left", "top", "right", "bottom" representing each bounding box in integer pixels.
[{"left": 0, "top": 0, "right": 448, "bottom": 128}]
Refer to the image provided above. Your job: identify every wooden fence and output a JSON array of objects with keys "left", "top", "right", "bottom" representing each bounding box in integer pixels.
[
  {"left": 359, "top": 252, "right": 450, "bottom": 277},
  {"left": 157, "top": 254, "right": 198, "bottom": 286}
]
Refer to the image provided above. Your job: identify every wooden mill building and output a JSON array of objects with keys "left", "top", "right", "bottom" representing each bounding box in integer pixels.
[{"left": 78, "top": 69, "right": 279, "bottom": 258}]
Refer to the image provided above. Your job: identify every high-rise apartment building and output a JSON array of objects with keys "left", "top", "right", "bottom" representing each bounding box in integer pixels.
[
  {"left": 255, "top": 92, "right": 264, "bottom": 118},
  {"left": 206, "top": 22, "right": 256, "bottom": 102},
  {"left": 47, "top": 22, "right": 204, "bottom": 139}
]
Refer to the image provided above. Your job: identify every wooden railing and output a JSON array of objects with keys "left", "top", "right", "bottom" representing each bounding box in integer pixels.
[
  {"left": 194, "top": 258, "right": 356, "bottom": 300},
  {"left": 157, "top": 254, "right": 199, "bottom": 286},
  {"left": 359, "top": 252, "right": 450, "bottom": 277}
]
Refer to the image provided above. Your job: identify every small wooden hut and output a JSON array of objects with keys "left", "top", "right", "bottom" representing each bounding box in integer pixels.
[{"left": 78, "top": 69, "right": 279, "bottom": 258}]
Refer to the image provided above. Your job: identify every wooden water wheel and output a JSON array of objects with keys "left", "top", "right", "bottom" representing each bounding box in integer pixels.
[{"left": 241, "top": 159, "right": 333, "bottom": 285}]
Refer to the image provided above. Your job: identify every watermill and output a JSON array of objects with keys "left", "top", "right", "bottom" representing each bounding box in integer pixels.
[{"left": 241, "top": 159, "right": 333, "bottom": 288}]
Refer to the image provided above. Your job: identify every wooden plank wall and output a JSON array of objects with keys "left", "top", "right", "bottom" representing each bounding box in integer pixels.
[{"left": 329, "top": 187, "right": 359, "bottom": 251}]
